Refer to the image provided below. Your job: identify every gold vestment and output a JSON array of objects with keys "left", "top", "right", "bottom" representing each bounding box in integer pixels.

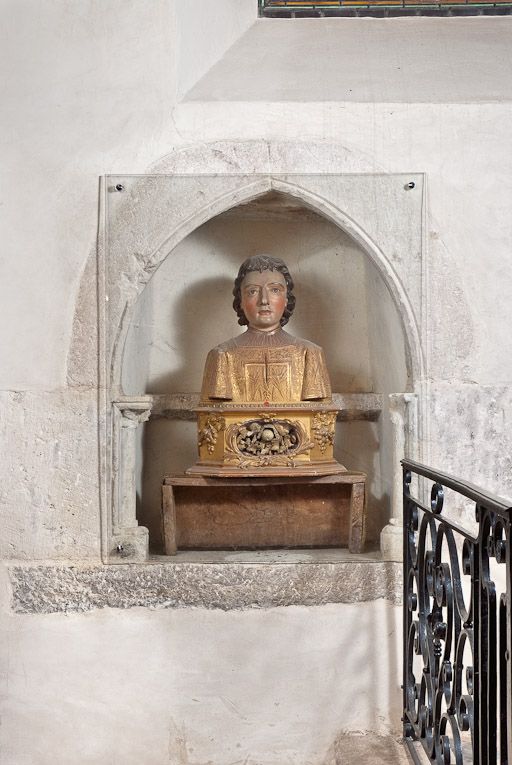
[{"left": 200, "top": 327, "right": 331, "bottom": 405}]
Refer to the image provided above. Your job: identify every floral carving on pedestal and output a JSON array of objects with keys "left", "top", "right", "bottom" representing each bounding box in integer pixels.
[
  {"left": 225, "top": 418, "right": 314, "bottom": 468},
  {"left": 312, "top": 412, "right": 336, "bottom": 453}
]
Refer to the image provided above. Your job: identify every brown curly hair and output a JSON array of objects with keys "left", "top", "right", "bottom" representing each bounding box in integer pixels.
[{"left": 232, "top": 255, "right": 296, "bottom": 327}]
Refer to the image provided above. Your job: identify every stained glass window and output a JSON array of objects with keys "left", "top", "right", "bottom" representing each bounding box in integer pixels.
[{"left": 260, "top": 0, "right": 512, "bottom": 15}]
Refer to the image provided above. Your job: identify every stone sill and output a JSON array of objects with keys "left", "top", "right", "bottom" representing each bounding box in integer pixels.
[
  {"left": 9, "top": 550, "right": 402, "bottom": 614},
  {"left": 150, "top": 549, "right": 379, "bottom": 564},
  {"left": 126, "top": 392, "right": 383, "bottom": 422}
]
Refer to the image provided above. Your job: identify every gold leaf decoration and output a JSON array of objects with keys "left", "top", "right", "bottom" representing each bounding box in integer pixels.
[
  {"left": 311, "top": 412, "right": 336, "bottom": 453},
  {"left": 198, "top": 415, "right": 225, "bottom": 454}
]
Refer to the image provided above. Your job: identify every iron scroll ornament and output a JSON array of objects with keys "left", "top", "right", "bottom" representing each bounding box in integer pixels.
[{"left": 402, "top": 460, "right": 512, "bottom": 765}]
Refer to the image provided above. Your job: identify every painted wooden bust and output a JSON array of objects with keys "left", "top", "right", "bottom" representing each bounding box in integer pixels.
[
  {"left": 200, "top": 255, "right": 332, "bottom": 405},
  {"left": 189, "top": 255, "right": 344, "bottom": 476}
]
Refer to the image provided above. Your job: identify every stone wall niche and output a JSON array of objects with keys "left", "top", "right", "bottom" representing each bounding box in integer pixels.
[{"left": 102, "top": 173, "right": 425, "bottom": 562}]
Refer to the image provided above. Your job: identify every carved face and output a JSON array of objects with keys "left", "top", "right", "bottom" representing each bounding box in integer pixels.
[{"left": 240, "top": 270, "right": 287, "bottom": 332}]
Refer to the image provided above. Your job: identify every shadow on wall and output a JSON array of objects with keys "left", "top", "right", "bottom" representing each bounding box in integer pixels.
[
  {"left": 290, "top": 271, "right": 373, "bottom": 393},
  {"left": 149, "top": 274, "right": 233, "bottom": 394},
  {"left": 336, "top": 420, "right": 390, "bottom": 547}
]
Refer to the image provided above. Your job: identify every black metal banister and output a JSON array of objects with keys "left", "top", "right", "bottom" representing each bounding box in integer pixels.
[
  {"left": 402, "top": 459, "right": 512, "bottom": 518},
  {"left": 402, "top": 460, "right": 512, "bottom": 764}
]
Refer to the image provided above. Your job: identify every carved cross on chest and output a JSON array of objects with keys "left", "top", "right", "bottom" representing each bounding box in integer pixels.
[{"left": 244, "top": 358, "right": 291, "bottom": 402}]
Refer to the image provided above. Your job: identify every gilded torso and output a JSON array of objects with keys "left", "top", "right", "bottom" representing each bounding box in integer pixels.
[{"left": 200, "top": 327, "right": 332, "bottom": 405}]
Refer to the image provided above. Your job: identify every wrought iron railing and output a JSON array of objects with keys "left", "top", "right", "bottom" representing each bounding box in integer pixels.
[
  {"left": 260, "top": 0, "right": 512, "bottom": 15},
  {"left": 402, "top": 459, "right": 512, "bottom": 764}
]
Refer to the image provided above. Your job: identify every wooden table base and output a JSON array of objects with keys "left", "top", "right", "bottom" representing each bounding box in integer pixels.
[{"left": 162, "top": 473, "right": 366, "bottom": 555}]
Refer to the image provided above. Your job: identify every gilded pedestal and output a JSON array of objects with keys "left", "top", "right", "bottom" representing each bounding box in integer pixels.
[{"left": 187, "top": 404, "right": 346, "bottom": 477}]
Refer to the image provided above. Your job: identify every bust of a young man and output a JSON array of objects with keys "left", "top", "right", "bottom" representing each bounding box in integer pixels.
[{"left": 200, "top": 255, "right": 332, "bottom": 405}]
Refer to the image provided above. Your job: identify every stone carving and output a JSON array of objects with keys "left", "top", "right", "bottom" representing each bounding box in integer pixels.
[
  {"left": 120, "top": 407, "right": 152, "bottom": 428},
  {"left": 188, "top": 255, "right": 345, "bottom": 477},
  {"left": 112, "top": 399, "right": 153, "bottom": 562},
  {"left": 380, "top": 393, "right": 418, "bottom": 562}
]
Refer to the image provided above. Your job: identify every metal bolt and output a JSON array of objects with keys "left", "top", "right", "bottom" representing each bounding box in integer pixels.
[
  {"left": 405, "top": 181, "right": 416, "bottom": 190},
  {"left": 115, "top": 183, "right": 125, "bottom": 192},
  {"left": 116, "top": 543, "right": 124, "bottom": 553}
]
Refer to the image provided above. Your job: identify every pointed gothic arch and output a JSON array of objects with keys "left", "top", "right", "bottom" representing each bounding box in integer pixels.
[{"left": 104, "top": 176, "right": 424, "bottom": 394}]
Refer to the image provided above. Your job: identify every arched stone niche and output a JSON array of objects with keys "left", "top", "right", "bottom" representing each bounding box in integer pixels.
[{"left": 70, "top": 142, "right": 425, "bottom": 562}]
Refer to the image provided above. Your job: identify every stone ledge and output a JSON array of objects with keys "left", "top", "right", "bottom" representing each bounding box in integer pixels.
[
  {"left": 127, "top": 392, "right": 384, "bottom": 422},
  {"left": 9, "top": 559, "right": 402, "bottom": 614}
]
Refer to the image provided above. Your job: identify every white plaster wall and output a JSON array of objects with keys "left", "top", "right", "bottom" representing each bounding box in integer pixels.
[
  {"left": 175, "top": 0, "right": 257, "bottom": 100},
  {"left": 0, "top": 569, "right": 403, "bottom": 765},
  {"left": 186, "top": 17, "right": 512, "bottom": 103},
  {"left": 365, "top": 267, "right": 412, "bottom": 532},
  {"left": 0, "top": 0, "right": 178, "bottom": 391},
  {"left": 366, "top": 266, "right": 409, "bottom": 396},
  {"left": 0, "top": 0, "right": 182, "bottom": 562}
]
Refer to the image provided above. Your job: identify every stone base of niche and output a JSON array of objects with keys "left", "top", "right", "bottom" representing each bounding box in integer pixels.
[{"left": 9, "top": 552, "right": 402, "bottom": 614}]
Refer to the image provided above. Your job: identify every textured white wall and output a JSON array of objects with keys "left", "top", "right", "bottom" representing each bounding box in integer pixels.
[
  {"left": 0, "top": 575, "right": 403, "bottom": 765},
  {"left": 0, "top": 0, "right": 176, "bottom": 390},
  {"left": 175, "top": 0, "right": 257, "bottom": 100},
  {"left": 186, "top": 17, "right": 512, "bottom": 103}
]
